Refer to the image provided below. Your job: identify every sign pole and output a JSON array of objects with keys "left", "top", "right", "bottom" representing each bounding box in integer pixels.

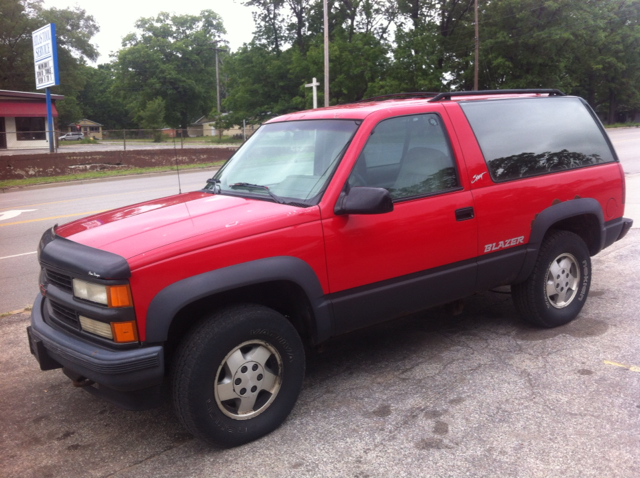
[
  {"left": 32, "top": 23, "right": 59, "bottom": 153},
  {"left": 46, "top": 88, "right": 54, "bottom": 153}
]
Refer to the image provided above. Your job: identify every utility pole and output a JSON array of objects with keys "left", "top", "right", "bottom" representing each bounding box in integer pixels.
[
  {"left": 474, "top": 0, "right": 479, "bottom": 91},
  {"left": 323, "top": 0, "right": 329, "bottom": 107},
  {"left": 215, "top": 47, "right": 221, "bottom": 113},
  {"left": 213, "top": 45, "right": 226, "bottom": 113}
]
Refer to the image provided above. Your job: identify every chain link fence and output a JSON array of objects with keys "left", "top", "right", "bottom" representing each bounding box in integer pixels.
[{"left": 0, "top": 127, "right": 253, "bottom": 155}]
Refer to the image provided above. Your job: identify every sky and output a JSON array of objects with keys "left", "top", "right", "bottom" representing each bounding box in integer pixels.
[{"left": 43, "top": 0, "right": 256, "bottom": 64}]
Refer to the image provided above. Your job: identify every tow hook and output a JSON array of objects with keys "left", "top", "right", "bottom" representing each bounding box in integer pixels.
[{"left": 72, "top": 377, "right": 95, "bottom": 387}]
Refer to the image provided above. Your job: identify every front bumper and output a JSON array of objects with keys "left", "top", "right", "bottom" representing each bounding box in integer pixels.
[{"left": 28, "top": 294, "right": 165, "bottom": 410}]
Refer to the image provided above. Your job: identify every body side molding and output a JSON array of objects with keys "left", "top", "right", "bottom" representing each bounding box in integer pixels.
[{"left": 145, "top": 256, "right": 331, "bottom": 344}]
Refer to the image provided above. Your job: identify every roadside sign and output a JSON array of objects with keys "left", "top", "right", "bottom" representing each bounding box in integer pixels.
[{"left": 32, "top": 24, "right": 59, "bottom": 89}]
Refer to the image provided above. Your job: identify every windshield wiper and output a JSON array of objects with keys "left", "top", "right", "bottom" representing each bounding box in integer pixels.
[{"left": 230, "top": 182, "right": 285, "bottom": 204}]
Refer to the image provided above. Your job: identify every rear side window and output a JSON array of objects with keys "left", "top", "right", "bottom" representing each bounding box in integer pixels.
[{"left": 460, "top": 97, "right": 615, "bottom": 182}]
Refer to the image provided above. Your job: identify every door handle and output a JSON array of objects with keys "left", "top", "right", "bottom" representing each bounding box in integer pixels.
[{"left": 455, "top": 207, "right": 474, "bottom": 221}]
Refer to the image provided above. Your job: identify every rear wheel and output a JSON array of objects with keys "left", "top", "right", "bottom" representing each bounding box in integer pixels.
[
  {"left": 512, "top": 230, "right": 591, "bottom": 328},
  {"left": 172, "top": 304, "right": 305, "bottom": 447}
]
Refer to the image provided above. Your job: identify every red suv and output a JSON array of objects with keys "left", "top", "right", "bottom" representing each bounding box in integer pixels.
[{"left": 28, "top": 90, "right": 632, "bottom": 446}]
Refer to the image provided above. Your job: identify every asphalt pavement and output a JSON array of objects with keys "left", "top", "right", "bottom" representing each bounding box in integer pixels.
[
  {"left": 0, "top": 168, "right": 218, "bottom": 313},
  {"left": 1, "top": 229, "right": 639, "bottom": 477},
  {"left": 0, "top": 128, "right": 639, "bottom": 477}
]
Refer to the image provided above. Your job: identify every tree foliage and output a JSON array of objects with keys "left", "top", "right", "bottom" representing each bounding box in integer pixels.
[
  {"left": 4, "top": 0, "right": 640, "bottom": 130},
  {"left": 113, "top": 10, "right": 226, "bottom": 130},
  {"left": 227, "top": 0, "right": 640, "bottom": 123},
  {"left": 0, "top": 0, "right": 99, "bottom": 125}
]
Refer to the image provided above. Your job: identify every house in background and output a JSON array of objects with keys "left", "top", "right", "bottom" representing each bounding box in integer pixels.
[
  {"left": 0, "top": 89, "right": 63, "bottom": 150},
  {"left": 68, "top": 119, "right": 103, "bottom": 140},
  {"left": 188, "top": 115, "right": 258, "bottom": 139},
  {"left": 188, "top": 116, "right": 215, "bottom": 137}
]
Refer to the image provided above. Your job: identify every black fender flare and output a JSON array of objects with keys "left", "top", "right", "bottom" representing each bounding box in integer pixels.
[
  {"left": 514, "top": 198, "right": 604, "bottom": 283},
  {"left": 144, "top": 256, "right": 332, "bottom": 344}
]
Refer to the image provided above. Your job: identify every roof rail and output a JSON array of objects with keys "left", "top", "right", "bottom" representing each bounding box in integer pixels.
[
  {"left": 428, "top": 89, "right": 566, "bottom": 102},
  {"left": 359, "top": 92, "right": 442, "bottom": 102}
]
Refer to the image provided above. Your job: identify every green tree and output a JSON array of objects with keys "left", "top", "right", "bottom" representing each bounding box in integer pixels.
[
  {"left": 113, "top": 10, "right": 226, "bottom": 131},
  {"left": 75, "top": 63, "right": 133, "bottom": 129},
  {"left": 223, "top": 43, "right": 298, "bottom": 123},
  {"left": 0, "top": 0, "right": 99, "bottom": 124},
  {"left": 137, "top": 97, "right": 166, "bottom": 142},
  {"left": 0, "top": 0, "right": 43, "bottom": 91}
]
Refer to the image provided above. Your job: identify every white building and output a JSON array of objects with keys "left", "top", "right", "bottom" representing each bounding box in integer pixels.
[{"left": 0, "top": 89, "right": 64, "bottom": 151}]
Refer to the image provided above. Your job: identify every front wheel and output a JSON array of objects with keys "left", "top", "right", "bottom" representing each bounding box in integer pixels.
[
  {"left": 172, "top": 304, "right": 305, "bottom": 447},
  {"left": 512, "top": 230, "right": 591, "bottom": 328}
]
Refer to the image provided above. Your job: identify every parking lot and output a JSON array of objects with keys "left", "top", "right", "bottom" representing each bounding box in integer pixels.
[
  {"left": 1, "top": 128, "right": 639, "bottom": 477},
  {"left": 1, "top": 229, "right": 639, "bottom": 477}
]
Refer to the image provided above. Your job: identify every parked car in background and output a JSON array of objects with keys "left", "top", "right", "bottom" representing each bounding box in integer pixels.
[{"left": 58, "top": 132, "right": 84, "bottom": 141}]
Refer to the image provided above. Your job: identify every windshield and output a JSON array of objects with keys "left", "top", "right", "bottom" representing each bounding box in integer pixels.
[{"left": 204, "top": 120, "right": 360, "bottom": 205}]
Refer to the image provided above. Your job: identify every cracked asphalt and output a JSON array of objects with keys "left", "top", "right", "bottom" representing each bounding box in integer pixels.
[{"left": 1, "top": 229, "right": 638, "bottom": 477}]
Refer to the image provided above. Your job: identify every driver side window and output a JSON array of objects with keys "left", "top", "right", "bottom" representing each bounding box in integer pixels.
[{"left": 348, "top": 114, "right": 459, "bottom": 200}]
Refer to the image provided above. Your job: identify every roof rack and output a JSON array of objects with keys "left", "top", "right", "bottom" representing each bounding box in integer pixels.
[
  {"left": 359, "top": 92, "right": 442, "bottom": 102},
  {"left": 428, "top": 89, "right": 566, "bottom": 102}
]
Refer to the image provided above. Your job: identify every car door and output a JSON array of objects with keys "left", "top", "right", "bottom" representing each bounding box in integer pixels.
[{"left": 322, "top": 112, "right": 478, "bottom": 334}]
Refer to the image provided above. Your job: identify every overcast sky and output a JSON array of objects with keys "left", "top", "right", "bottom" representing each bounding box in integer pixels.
[{"left": 43, "top": 0, "right": 256, "bottom": 64}]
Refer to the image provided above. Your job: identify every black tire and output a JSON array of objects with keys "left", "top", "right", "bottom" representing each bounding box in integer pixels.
[
  {"left": 172, "top": 304, "right": 305, "bottom": 447},
  {"left": 512, "top": 230, "right": 591, "bottom": 328}
]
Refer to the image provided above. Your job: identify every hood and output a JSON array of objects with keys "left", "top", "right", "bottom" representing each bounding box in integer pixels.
[{"left": 55, "top": 191, "right": 320, "bottom": 266}]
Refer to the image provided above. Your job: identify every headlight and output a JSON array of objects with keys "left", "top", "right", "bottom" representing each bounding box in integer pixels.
[
  {"left": 73, "top": 279, "right": 107, "bottom": 305},
  {"left": 73, "top": 279, "right": 133, "bottom": 308}
]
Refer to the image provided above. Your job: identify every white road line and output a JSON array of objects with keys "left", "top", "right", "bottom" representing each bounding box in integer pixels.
[{"left": 0, "top": 251, "right": 37, "bottom": 260}]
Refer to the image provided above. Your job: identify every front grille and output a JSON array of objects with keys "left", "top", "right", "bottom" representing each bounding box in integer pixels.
[
  {"left": 46, "top": 268, "right": 73, "bottom": 292},
  {"left": 49, "top": 301, "right": 80, "bottom": 329}
]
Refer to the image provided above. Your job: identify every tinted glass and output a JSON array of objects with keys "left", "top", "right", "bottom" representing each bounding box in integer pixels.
[
  {"left": 460, "top": 97, "right": 615, "bottom": 181},
  {"left": 16, "top": 117, "right": 46, "bottom": 141},
  {"left": 348, "top": 114, "right": 459, "bottom": 200}
]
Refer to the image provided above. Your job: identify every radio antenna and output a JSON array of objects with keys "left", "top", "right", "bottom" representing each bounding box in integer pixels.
[{"left": 173, "top": 131, "right": 182, "bottom": 194}]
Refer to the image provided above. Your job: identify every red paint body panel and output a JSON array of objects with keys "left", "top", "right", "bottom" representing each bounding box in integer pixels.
[
  {"left": 129, "top": 220, "right": 327, "bottom": 340},
  {"left": 323, "top": 190, "right": 477, "bottom": 292},
  {"left": 56, "top": 193, "right": 328, "bottom": 341},
  {"left": 48, "top": 93, "right": 628, "bottom": 343},
  {"left": 470, "top": 164, "right": 624, "bottom": 257}
]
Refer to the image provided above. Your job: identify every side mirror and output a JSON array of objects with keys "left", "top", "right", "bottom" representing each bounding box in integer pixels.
[{"left": 334, "top": 187, "right": 394, "bottom": 215}]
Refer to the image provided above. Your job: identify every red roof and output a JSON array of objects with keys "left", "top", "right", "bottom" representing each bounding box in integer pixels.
[{"left": 0, "top": 101, "right": 58, "bottom": 117}]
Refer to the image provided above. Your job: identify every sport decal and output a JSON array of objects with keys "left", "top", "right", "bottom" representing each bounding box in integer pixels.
[{"left": 471, "top": 172, "right": 487, "bottom": 184}]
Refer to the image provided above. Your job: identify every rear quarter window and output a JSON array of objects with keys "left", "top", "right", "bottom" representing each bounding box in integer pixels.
[{"left": 460, "top": 97, "right": 616, "bottom": 182}]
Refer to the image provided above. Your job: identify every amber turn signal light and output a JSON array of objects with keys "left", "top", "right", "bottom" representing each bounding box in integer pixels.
[
  {"left": 111, "top": 321, "right": 139, "bottom": 343},
  {"left": 106, "top": 284, "right": 133, "bottom": 308}
]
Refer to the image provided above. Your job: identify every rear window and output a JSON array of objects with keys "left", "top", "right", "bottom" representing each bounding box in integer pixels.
[{"left": 460, "top": 97, "right": 616, "bottom": 182}]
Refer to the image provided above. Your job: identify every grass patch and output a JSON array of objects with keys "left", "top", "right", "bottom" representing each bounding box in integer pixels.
[
  {"left": 605, "top": 122, "right": 640, "bottom": 128},
  {"left": 99, "top": 137, "right": 243, "bottom": 144},
  {"left": 209, "top": 136, "right": 245, "bottom": 144},
  {"left": 0, "top": 161, "right": 225, "bottom": 190},
  {"left": 0, "top": 304, "right": 31, "bottom": 317}
]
